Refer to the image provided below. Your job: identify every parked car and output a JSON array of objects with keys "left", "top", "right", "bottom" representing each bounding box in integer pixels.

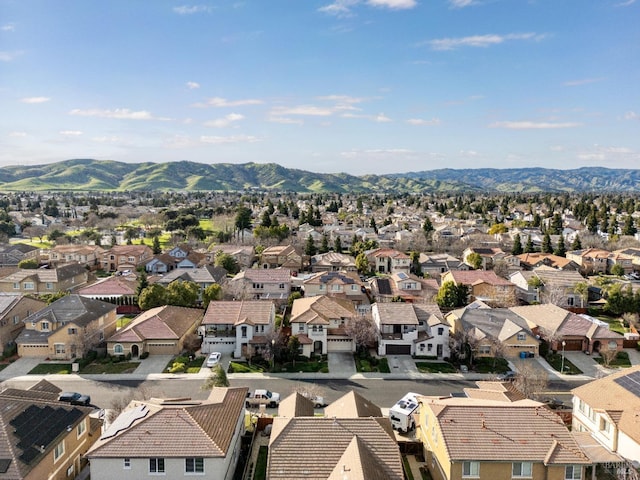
[
  {"left": 206, "top": 352, "right": 222, "bottom": 368},
  {"left": 246, "top": 389, "right": 281, "bottom": 408},
  {"left": 496, "top": 370, "right": 517, "bottom": 381},
  {"left": 58, "top": 391, "right": 91, "bottom": 406}
]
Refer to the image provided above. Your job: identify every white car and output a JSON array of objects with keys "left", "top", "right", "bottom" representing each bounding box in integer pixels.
[{"left": 206, "top": 352, "right": 221, "bottom": 368}]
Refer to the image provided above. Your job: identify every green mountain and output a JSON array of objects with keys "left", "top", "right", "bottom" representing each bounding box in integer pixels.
[{"left": 0, "top": 159, "right": 638, "bottom": 193}]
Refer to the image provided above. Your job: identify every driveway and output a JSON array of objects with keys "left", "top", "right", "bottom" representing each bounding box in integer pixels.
[
  {"left": 0, "top": 356, "right": 44, "bottom": 381},
  {"left": 328, "top": 352, "right": 356, "bottom": 376},
  {"left": 387, "top": 355, "right": 419, "bottom": 375},
  {"left": 133, "top": 355, "right": 174, "bottom": 375}
]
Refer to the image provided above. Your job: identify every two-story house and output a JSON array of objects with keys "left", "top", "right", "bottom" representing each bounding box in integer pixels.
[
  {"left": 155, "top": 265, "right": 227, "bottom": 300},
  {"left": 370, "top": 271, "right": 439, "bottom": 304},
  {"left": 309, "top": 251, "right": 357, "bottom": 273},
  {"left": 101, "top": 245, "right": 154, "bottom": 272},
  {"left": 0, "top": 264, "right": 89, "bottom": 295},
  {"left": 48, "top": 244, "right": 104, "bottom": 269},
  {"left": 260, "top": 245, "right": 303, "bottom": 273},
  {"left": 510, "top": 267, "right": 587, "bottom": 308},
  {"left": 290, "top": 296, "right": 357, "bottom": 356},
  {"left": 418, "top": 396, "right": 591, "bottom": 480},
  {"left": 87, "top": 388, "right": 248, "bottom": 480},
  {"left": 571, "top": 366, "right": 640, "bottom": 465},
  {"left": 515, "top": 252, "right": 580, "bottom": 271},
  {"left": 463, "top": 247, "right": 507, "bottom": 270},
  {"left": 441, "top": 270, "right": 517, "bottom": 307},
  {"left": 15, "top": 294, "right": 117, "bottom": 359},
  {"left": 0, "top": 294, "right": 46, "bottom": 355},
  {"left": 418, "top": 253, "right": 468, "bottom": 277},
  {"left": 365, "top": 248, "right": 411, "bottom": 275},
  {"left": 301, "top": 271, "right": 368, "bottom": 308},
  {"left": 566, "top": 248, "right": 610, "bottom": 276},
  {"left": 228, "top": 268, "right": 291, "bottom": 301},
  {"left": 76, "top": 273, "right": 139, "bottom": 314},
  {"left": 372, "top": 302, "right": 449, "bottom": 357},
  {"left": 199, "top": 300, "right": 275, "bottom": 359},
  {"left": 0, "top": 381, "right": 101, "bottom": 480},
  {"left": 0, "top": 243, "right": 40, "bottom": 267}
]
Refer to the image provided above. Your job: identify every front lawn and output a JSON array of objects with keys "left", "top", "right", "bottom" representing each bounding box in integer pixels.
[
  {"left": 415, "top": 362, "right": 457, "bottom": 374},
  {"left": 165, "top": 355, "right": 206, "bottom": 374},
  {"left": 595, "top": 351, "right": 632, "bottom": 368},
  {"left": 472, "top": 357, "right": 510, "bottom": 374},
  {"left": 228, "top": 361, "right": 266, "bottom": 374},
  {"left": 81, "top": 362, "right": 140, "bottom": 374},
  {"left": 545, "top": 353, "right": 583, "bottom": 374},
  {"left": 29, "top": 363, "right": 72, "bottom": 374},
  {"left": 354, "top": 352, "right": 390, "bottom": 373},
  {"left": 274, "top": 358, "right": 328, "bottom": 373}
]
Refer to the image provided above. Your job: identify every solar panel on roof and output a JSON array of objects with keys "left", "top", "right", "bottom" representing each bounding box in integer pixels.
[
  {"left": 377, "top": 279, "right": 392, "bottom": 295},
  {"left": 0, "top": 459, "right": 11, "bottom": 473},
  {"left": 397, "top": 272, "right": 408, "bottom": 280},
  {"left": 101, "top": 404, "right": 149, "bottom": 439},
  {"left": 614, "top": 370, "right": 640, "bottom": 397}
]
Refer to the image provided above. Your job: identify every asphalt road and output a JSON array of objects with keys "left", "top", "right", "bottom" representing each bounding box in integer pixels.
[{"left": 0, "top": 375, "right": 589, "bottom": 411}]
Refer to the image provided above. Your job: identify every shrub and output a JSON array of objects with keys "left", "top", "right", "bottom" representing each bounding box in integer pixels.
[
  {"left": 169, "top": 362, "right": 186, "bottom": 373},
  {"left": 140, "top": 351, "right": 149, "bottom": 359}
]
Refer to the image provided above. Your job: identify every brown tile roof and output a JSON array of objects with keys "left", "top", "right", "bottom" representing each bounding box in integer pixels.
[
  {"left": 268, "top": 417, "right": 403, "bottom": 480},
  {"left": 278, "top": 392, "right": 315, "bottom": 418},
  {"left": 516, "top": 252, "right": 576, "bottom": 269},
  {"left": 290, "top": 296, "right": 357, "bottom": 324},
  {"left": 87, "top": 387, "right": 247, "bottom": 459},
  {"left": 324, "top": 391, "right": 382, "bottom": 418},
  {"left": 422, "top": 398, "right": 590, "bottom": 464},
  {"left": 77, "top": 275, "right": 137, "bottom": 295},
  {"left": 108, "top": 305, "right": 202, "bottom": 343},
  {"left": 374, "top": 303, "right": 419, "bottom": 325},
  {"left": 509, "top": 304, "right": 570, "bottom": 334},
  {"left": 202, "top": 300, "right": 274, "bottom": 326},
  {"left": 444, "top": 270, "right": 514, "bottom": 286},
  {"left": 572, "top": 366, "right": 640, "bottom": 445},
  {"left": 234, "top": 268, "right": 291, "bottom": 282}
]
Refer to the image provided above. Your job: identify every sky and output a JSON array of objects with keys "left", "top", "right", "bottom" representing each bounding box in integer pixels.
[{"left": 1, "top": 0, "right": 639, "bottom": 175}]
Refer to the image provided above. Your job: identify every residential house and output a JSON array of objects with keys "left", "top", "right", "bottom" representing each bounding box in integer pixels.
[
  {"left": 309, "top": 251, "right": 357, "bottom": 273},
  {"left": 323, "top": 390, "right": 383, "bottom": 419},
  {"left": 445, "top": 306, "right": 540, "bottom": 358},
  {"left": 372, "top": 302, "right": 449, "bottom": 357},
  {"left": 463, "top": 246, "right": 507, "bottom": 270},
  {"left": 277, "top": 392, "right": 316, "bottom": 418},
  {"left": 510, "top": 267, "right": 587, "bottom": 308},
  {"left": 0, "top": 263, "right": 89, "bottom": 295},
  {"left": 614, "top": 248, "right": 640, "bottom": 272},
  {"left": 371, "top": 272, "right": 439, "bottom": 304},
  {"left": 606, "top": 251, "right": 634, "bottom": 275},
  {"left": 87, "top": 387, "right": 248, "bottom": 480},
  {"left": 107, "top": 305, "right": 203, "bottom": 357},
  {"left": 418, "top": 396, "right": 591, "bottom": 480},
  {"left": 0, "top": 381, "right": 101, "bottom": 480},
  {"left": 366, "top": 248, "right": 411, "bottom": 275},
  {"left": 418, "top": 253, "right": 467, "bottom": 278},
  {"left": 510, "top": 304, "right": 624, "bottom": 354},
  {"left": 290, "top": 295, "right": 357, "bottom": 356},
  {"left": 566, "top": 248, "right": 610, "bottom": 276},
  {"left": 15, "top": 294, "right": 117, "bottom": 359},
  {"left": 440, "top": 270, "right": 517, "bottom": 307},
  {"left": 301, "top": 271, "right": 368, "bottom": 309},
  {"left": 199, "top": 300, "right": 275, "bottom": 358},
  {"left": 228, "top": 268, "right": 291, "bottom": 301},
  {"left": 515, "top": 252, "right": 580, "bottom": 271},
  {"left": 259, "top": 244, "right": 303, "bottom": 272},
  {"left": 101, "top": 245, "right": 154, "bottom": 272},
  {"left": 77, "top": 273, "right": 139, "bottom": 313},
  {"left": 205, "top": 245, "right": 255, "bottom": 269},
  {"left": 0, "top": 294, "right": 46, "bottom": 355},
  {"left": 144, "top": 253, "right": 175, "bottom": 274},
  {"left": 155, "top": 265, "right": 227, "bottom": 296},
  {"left": 48, "top": 244, "right": 104, "bottom": 270},
  {"left": 571, "top": 366, "right": 640, "bottom": 465},
  {"left": 0, "top": 243, "right": 40, "bottom": 267}
]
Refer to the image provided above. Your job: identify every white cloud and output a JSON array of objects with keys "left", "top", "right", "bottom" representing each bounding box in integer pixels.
[
  {"left": 0, "top": 51, "right": 22, "bottom": 61},
  {"left": 616, "top": 0, "right": 636, "bottom": 6},
  {"left": 489, "top": 121, "right": 581, "bottom": 129},
  {"left": 21, "top": 96, "right": 51, "bottom": 104},
  {"left": 8, "top": 131, "right": 27, "bottom": 138},
  {"left": 448, "top": 0, "right": 474, "bottom": 7},
  {"left": 59, "top": 130, "right": 83, "bottom": 136},
  {"left": 406, "top": 117, "right": 441, "bottom": 126},
  {"left": 563, "top": 77, "right": 605, "bottom": 87},
  {"left": 459, "top": 150, "right": 479, "bottom": 156},
  {"left": 173, "top": 5, "right": 212, "bottom": 15},
  {"left": 1, "top": 24, "right": 15, "bottom": 32},
  {"left": 318, "top": 0, "right": 359, "bottom": 16},
  {"left": 192, "top": 97, "right": 263, "bottom": 108},
  {"left": 271, "top": 105, "right": 334, "bottom": 116},
  {"left": 186, "top": 81, "right": 200, "bottom": 89},
  {"left": 340, "top": 148, "right": 413, "bottom": 158},
  {"left": 366, "top": 0, "right": 417, "bottom": 9},
  {"left": 624, "top": 111, "right": 639, "bottom": 120},
  {"left": 341, "top": 112, "right": 392, "bottom": 122},
  {"left": 375, "top": 113, "right": 392, "bottom": 122},
  {"left": 426, "top": 32, "right": 545, "bottom": 51},
  {"left": 549, "top": 145, "right": 566, "bottom": 152},
  {"left": 69, "top": 108, "right": 169, "bottom": 121},
  {"left": 91, "top": 136, "right": 122, "bottom": 143},
  {"left": 200, "top": 135, "right": 260, "bottom": 144},
  {"left": 204, "top": 113, "right": 245, "bottom": 128},
  {"left": 268, "top": 117, "right": 304, "bottom": 125}
]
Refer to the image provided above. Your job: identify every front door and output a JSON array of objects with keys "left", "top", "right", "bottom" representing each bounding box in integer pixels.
[
  {"left": 313, "top": 341, "right": 323, "bottom": 355},
  {"left": 437, "top": 344, "right": 443, "bottom": 358},
  {"left": 131, "top": 344, "right": 139, "bottom": 357}
]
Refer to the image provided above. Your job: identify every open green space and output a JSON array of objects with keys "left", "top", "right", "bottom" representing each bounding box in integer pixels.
[
  {"left": 81, "top": 362, "right": 140, "bottom": 374},
  {"left": 254, "top": 446, "right": 268, "bottom": 480},
  {"left": 545, "top": 353, "right": 583, "bottom": 374},
  {"left": 29, "top": 363, "right": 73, "bottom": 374},
  {"left": 228, "top": 361, "right": 266, "bottom": 374},
  {"left": 415, "top": 362, "right": 457, "bottom": 374},
  {"left": 273, "top": 358, "right": 328, "bottom": 373}
]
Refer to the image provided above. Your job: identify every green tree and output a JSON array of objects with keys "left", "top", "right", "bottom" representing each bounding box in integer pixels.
[
  {"left": 287, "top": 336, "right": 301, "bottom": 364},
  {"left": 611, "top": 263, "right": 625, "bottom": 277},
  {"left": 605, "top": 284, "right": 634, "bottom": 316},
  {"left": 422, "top": 217, "right": 434, "bottom": 237},
  {"left": 466, "top": 252, "right": 483, "bottom": 270},
  {"left": 571, "top": 235, "right": 582, "bottom": 251},
  {"left": 166, "top": 280, "right": 200, "bottom": 307},
  {"left": 524, "top": 235, "right": 534, "bottom": 253},
  {"left": 202, "top": 365, "right": 229, "bottom": 390},
  {"left": 550, "top": 213, "right": 563, "bottom": 235},
  {"left": 355, "top": 252, "right": 370, "bottom": 275},
  {"left": 202, "top": 283, "right": 222, "bottom": 308},
  {"left": 333, "top": 236, "right": 342, "bottom": 253},
  {"left": 541, "top": 233, "right": 552, "bottom": 253},
  {"left": 215, "top": 252, "right": 240, "bottom": 274},
  {"left": 622, "top": 215, "right": 637, "bottom": 236},
  {"left": 136, "top": 271, "right": 149, "bottom": 299},
  {"left": 152, "top": 235, "right": 162, "bottom": 254},
  {"left": 436, "top": 281, "right": 469, "bottom": 308},
  {"left": 553, "top": 236, "right": 566, "bottom": 257},
  {"left": 304, "top": 234, "right": 317, "bottom": 256},
  {"left": 511, "top": 234, "right": 523, "bottom": 255},
  {"left": 488, "top": 223, "right": 508, "bottom": 235},
  {"left": 586, "top": 213, "right": 598, "bottom": 234},
  {"left": 574, "top": 282, "right": 589, "bottom": 308},
  {"left": 138, "top": 284, "right": 167, "bottom": 310},
  {"left": 18, "top": 258, "right": 38, "bottom": 269},
  {"left": 319, "top": 234, "right": 329, "bottom": 254},
  {"left": 234, "top": 206, "right": 252, "bottom": 239}
]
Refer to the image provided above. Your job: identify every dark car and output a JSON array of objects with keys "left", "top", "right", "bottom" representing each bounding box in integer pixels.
[
  {"left": 58, "top": 391, "right": 91, "bottom": 406},
  {"left": 496, "top": 370, "right": 517, "bottom": 381}
]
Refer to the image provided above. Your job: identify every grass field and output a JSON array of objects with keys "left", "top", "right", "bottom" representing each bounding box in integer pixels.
[
  {"left": 80, "top": 362, "right": 140, "bottom": 374},
  {"left": 29, "top": 363, "right": 72, "bottom": 375},
  {"left": 415, "top": 362, "right": 457, "bottom": 374}
]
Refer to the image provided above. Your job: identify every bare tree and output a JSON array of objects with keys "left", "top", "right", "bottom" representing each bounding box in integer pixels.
[
  {"left": 344, "top": 316, "right": 378, "bottom": 353},
  {"left": 598, "top": 345, "right": 618, "bottom": 368},
  {"left": 450, "top": 329, "right": 480, "bottom": 367},
  {"left": 513, "top": 359, "right": 549, "bottom": 399},
  {"left": 540, "top": 284, "right": 568, "bottom": 307},
  {"left": 538, "top": 327, "right": 564, "bottom": 353},
  {"left": 292, "top": 382, "right": 325, "bottom": 402},
  {"left": 106, "top": 385, "right": 153, "bottom": 424}
]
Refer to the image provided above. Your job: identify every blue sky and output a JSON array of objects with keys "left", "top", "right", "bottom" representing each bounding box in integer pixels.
[{"left": 1, "top": 0, "right": 639, "bottom": 175}]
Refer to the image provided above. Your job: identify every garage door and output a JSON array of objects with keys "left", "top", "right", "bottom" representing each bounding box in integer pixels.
[
  {"left": 385, "top": 344, "right": 411, "bottom": 355},
  {"left": 327, "top": 338, "right": 353, "bottom": 352},
  {"left": 563, "top": 339, "right": 583, "bottom": 351}
]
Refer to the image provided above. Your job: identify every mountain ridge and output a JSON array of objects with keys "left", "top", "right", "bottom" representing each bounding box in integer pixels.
[{"left": 0, "top": 159, "right": 638, "bottom": 193}]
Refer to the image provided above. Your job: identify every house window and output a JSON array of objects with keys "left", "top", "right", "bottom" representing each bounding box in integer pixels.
[
  {"left": 567, "top": 297, "right": 575, "bottom": 306},
  {"left": 13, "top": 315, "right": 20, "bottom": 325},
  {"left": 512, "top": 462, "right": 532, "bottom": 478},
  {"left": 46, "top": 282, "right": 54, "bottom": 290},
  {"left": 241, "top": 326, "right": 247, "bottom": 338},
  {"left": 68, "top": 327, "right": 77, "bottom": 335},
  {"left": 54, "top": 441, "right": 65, "bottom": 462},
  {"left": 319, "top": 284, "right": 325, "bottom": 290},
  {"left": 600, "top": 418, "right": 611, "bottom": 434},
  {"left": 55, "top": 344, "right": 66, "bottom": 355},
  {"left": 123, "top": 458, "right": 131, "bottom": 469},
  {"left": 438, "top": 327, "right": 444, "bottom": 336},
  {"left": 252, "top": 283, "right": 264, "bottom": 289},
  {"left": 479, "top": 345, "right": 491, "bottom": 354},
  {"left": 298, "top": 324, "right": 304, "bottom": 332},
  {"left": 279, "top": 283, "right": 285, "bottom": 289},
  {"left": 578, "top": 399, "right": 585, "bottom": 413},
  {"left": 185, "top": 457, "right": 204, "bottom": 473},
  {"left": 67, "top": 465, "right": 74, "bottom": 477},
  {"left": 114, "top": 344, "right": 124, "bottom": 354},
  {"left": 23, "top": 282, "right": 35, "bottom": 290},
  {"left": 149, "top": 458, "right": 165, "bottom": 474},
  {"left": 427, "top": 344, "right": 433, "bottom": 352},
  {"left": 565, "top": 465, "right": 582, "bottom": 480},
  {"left": 517, "top": 332, "right": 527, "bottom": 341},
  {"left": 12, "top": 282, "right": 19, "bottom": 290},
  {"left": 462, "top": 461, "right": 479, "bottom": 478},
  {"left": 331, "top": 284, "right": 340, "bottom": 291},
  {"left": 41, "top": 321, "right": 50, "bottom": 332},
  {"left": 77, "top": 419, "right": 86, "bottom": 438}
]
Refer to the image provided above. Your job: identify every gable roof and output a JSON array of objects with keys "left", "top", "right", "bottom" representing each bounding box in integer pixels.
[
  {"left": 0, "top": 263, "right": 87, "bottom": 284},
  {"left": 87, "top": 387, "right": 247, "bottom": 459},
  {"left": 233, "top": 268, "right": 291, "bottom": 283},
  {"left": 374, "top": 303, "right": 419, "bottom": 325},
  {"left": 156, "top": 265, "right": 227, "bottom": 285},
  {"left": 108, "top": 305, "right": 203, "bottom": 343},
  {"left": 457, "top": 308, "right": 534, "bottom": 343},
  {"left": 324, "top": 391, "right": 382, "bottom": 418},
  {"left": 202, "top": 300, "right": 274, "bottom": 326},
  {"left": 443, "top": 270, "right": 514, "bottom": 287},
  {"left": 290, "top": 296, "right": 357, "bottom": 324},
  {"left": 278, "top": 392, "right": 315, "bottom": 418},
  {"left": 77, "top": 274, "right": 137, "bottom": 296},
  {"left": 18, "top": 294, "right": 115, "bottom": 332}
]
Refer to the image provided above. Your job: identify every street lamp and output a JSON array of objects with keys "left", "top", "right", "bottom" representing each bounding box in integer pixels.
[
  {"left": 271, "top": 339, "right": 275, "bottom": 371},
  {"left": 561, "top": 340, "right": 566, "bottom": 374}
]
